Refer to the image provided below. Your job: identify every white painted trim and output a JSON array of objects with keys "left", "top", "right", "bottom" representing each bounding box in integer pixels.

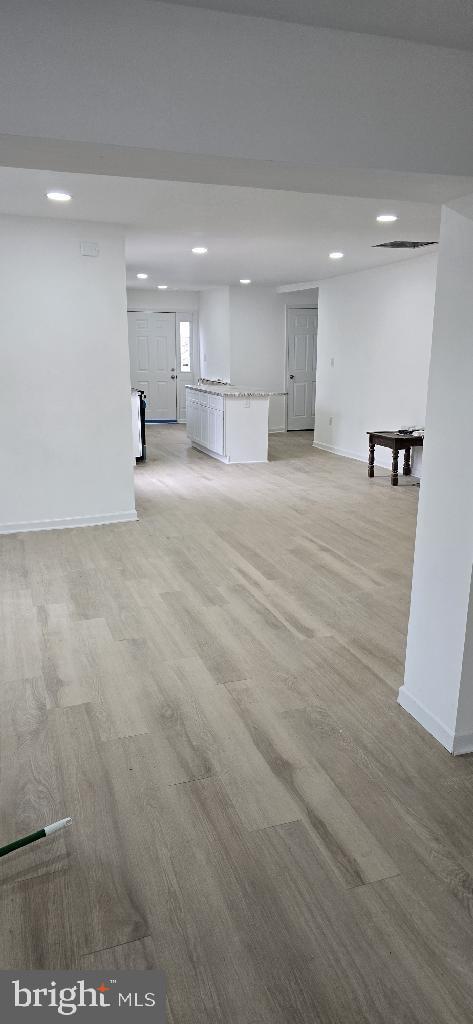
[
  {"left": 191, "top": 439, "right": 269, "bottom": 464},
  {"left": 313, "top": 441, "right": 393, "bottom": 470},
  {"left": 277, "top": 282, "right": 320, "bottom": 293},
  {"left": 452, "top": 732, "right": 473, "bottom": 756},
  {"left": 269, "top": 426, "right": 286, "bottom": 434},
  {"left": 191, "top": 440, "right": 230, "bottom": 463},
  {"left": 0, "top": 509, "right": 137, "bottom": 535},
  {"left": 397, "top": 686, "right": 456, "bottom": 753}
]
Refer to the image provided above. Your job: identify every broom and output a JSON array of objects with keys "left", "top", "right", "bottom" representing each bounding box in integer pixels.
[{"left": 0, "top": 817, "right": 72, "bottom": 858}]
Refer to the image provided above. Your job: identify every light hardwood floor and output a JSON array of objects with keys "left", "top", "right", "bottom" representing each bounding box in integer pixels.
[{"left": 2, "top": 426, "right": 473, "bottom": 1022}]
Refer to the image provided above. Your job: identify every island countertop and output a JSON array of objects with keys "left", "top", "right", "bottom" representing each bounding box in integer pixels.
[{"left": 185, "top": 383, "right": 287, "bottom": 399}]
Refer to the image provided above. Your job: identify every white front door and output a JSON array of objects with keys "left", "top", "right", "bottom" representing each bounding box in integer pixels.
[
  {"left": 128, "top": 312, "right": 177, "bottom": 421},
  {"left": 287, "top": 308, "right": 318, "bottom": 430}
]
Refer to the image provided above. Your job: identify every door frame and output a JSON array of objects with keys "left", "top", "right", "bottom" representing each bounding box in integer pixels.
[
  {"left": 127, "top": 307, "right": 199, "bottom": 424},
  {"left": 285, "top": 304, "right": 318, "bottom": 431},
  {"left": 127, "top": 310, "right": 177, "bottom": 423}
]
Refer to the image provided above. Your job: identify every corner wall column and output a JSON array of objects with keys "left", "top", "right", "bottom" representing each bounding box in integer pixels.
[{"left": 398, "top": 198, "right": 473, "bottom": 753}]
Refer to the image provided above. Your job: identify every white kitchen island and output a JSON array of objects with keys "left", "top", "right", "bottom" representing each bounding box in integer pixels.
[{"left": 186, "top": 383, "right": 284, "bottom": 464}]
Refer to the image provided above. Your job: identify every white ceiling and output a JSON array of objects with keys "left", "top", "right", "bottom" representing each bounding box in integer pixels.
[
  {"left": 158, "top": 0, "right": 473, "bottom": 51},
  {"left": 0, "top": 167, "right": 441, "bottom": 289}
]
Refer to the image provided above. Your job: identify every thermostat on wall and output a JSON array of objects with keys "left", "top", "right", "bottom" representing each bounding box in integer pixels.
[{"left": 80, "top": 240, "right": 100, "bottom": 257}]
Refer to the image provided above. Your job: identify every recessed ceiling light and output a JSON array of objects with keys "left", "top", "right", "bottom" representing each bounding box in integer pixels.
[
  {"left": 46, "top": 190, "right": 72, "bottom": 202},
  {"left": 240, "top": 279, "right": 251, "bottom": 285},
  {"left": 376, "top": 214, "right": 398, "bottom": 223},
  {"left": 192, "top": 246, "right": 208, "bottom": 255},
  {"left": 329, "top": 251, "right": 344, "bottom": 260},
  {"left": 136, "top": 273, "right": 148, "bottom": 279},
  {"left": 157, "top": 284, "right": 168, "bottom": 290}
]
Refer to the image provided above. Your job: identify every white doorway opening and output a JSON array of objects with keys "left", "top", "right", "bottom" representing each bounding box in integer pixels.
[{"left": 128, "top": 310, "right": 198, "bottom": 423}]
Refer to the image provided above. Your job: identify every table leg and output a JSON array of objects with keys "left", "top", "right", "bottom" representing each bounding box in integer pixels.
[
  {"left": 368, "top": 439, "right": 375, "bottom": 478},
  {"left": 391, "top": 448, "right": 399, "bottom": 486},
  {"left": 403, "top": 447, "right": 411, "bottom": 476}
]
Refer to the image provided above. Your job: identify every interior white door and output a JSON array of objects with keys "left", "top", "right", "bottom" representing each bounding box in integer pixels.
[
  {"left": 287, "top": 308, "right": 318, "bottom": 430},
  {"left": 128, "top": 312, "right": 177, "bottom": 421}
]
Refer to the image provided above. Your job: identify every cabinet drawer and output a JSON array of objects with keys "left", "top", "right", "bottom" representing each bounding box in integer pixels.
[{"left": 209, "top": 395, "right": 224, "bottom": 412}]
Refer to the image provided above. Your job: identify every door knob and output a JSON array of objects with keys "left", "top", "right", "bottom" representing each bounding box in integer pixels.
[
  {"left": 171, "top": 375, "right": 176, "bottom": 379},
  {"left": 289, "top": 374, "right": 295, "bottom": 380}
]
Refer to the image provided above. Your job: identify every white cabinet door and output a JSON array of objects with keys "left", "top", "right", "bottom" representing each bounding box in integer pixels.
[
  {"left": 186, "top": 394, "right": 194, "bottom": 438},
  {"left": 208, "top": 407, "right": 216, "bottom": 452},
  {"left": 201, "top": 395, "right": 210, "bottom": 448},
  {"left": 197, "top": 400, "right": 203, "bottom": 444},
  {"left": 214, "top": 410, "right": 224, "bottom": 455},
  {"left": 187, "top": 392, "right": 225, "bottom": 455}
]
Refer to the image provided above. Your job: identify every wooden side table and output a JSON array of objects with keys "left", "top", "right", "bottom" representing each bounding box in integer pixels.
[{"left": 367, "top": 431, "right": 424, "bottom": 486}]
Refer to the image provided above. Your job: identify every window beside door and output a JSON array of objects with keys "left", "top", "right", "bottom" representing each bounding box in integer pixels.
[
  {"left": 179, "top": 319, "right": 191, "bottom": 372},
  {"left": 176, "top": 312, "right": 198, "bottom": 423}
]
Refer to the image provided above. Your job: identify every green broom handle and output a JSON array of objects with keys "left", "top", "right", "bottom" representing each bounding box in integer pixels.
[
  {"left": 0, "top": 818, "right": 72, "bottom": 858},
  {"left": 0, "top": 829, "right": 46, "bottom": 857}
]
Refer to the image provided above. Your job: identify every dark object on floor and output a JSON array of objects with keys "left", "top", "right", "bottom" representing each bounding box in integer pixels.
[
  {"left": 137, "top": 389, "right": 147, "bottom": 462},
  {"left": 367, "top": 430, "right": 424, "bottom": 486},
  {"left": 372, "top": 240, "right": 437, "bottom": 249},
  {"left": 0, "top": 817, "right": 72, "bottom": 858}
]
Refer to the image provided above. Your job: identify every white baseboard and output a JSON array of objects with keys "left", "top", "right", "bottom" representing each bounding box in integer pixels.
[
  {"left": 396, "top": 686, "right": 470, "bottom": 753},
  {"left": 451, "top": 731, "right": 473, "bottom": 755},
  {"left": 191, "top": 441, "right": 230, "bottom": 463},
  {"left": 0, "top": 509, "right": 138, "bottom": 536},
  {"left": 313, "top": 440, "right": 392, "bottom": 470},
  {"left": 269, "top": 426, "right": 286, "bottom": 434},
  {"left": 314, "top": 440, "right": 422, "bottom": 479}
]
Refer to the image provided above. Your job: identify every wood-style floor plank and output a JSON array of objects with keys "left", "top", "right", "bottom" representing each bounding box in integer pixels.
[
  {"left": 81, "top": 935, "right": 159, "bottom": 970},
  {"left": 2, "top": 426, "right": 473, "bottom": 1023}
]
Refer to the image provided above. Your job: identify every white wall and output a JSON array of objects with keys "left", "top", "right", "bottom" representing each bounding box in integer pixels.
[
  {"left": 399, "top": 204, "right": 473, "bottom": 752},
  {"left": 230, "top": 287, "right": 317, "bottom": 432},
  {"left": 199, "top": 287, "right": 231, "bottom": 382},
  {"left": 0, "top": 216, "right": 136, "bottom": 532},
  {"left": 127, "top": 287, "right": 199, "bottom": 312},
  {"left": 314, "top": 254, "right": 437, "bottom": 472},
  {"left": 199, "top": 285, "right": 317, "bottom": 431},
  {"left": 2, "top": 1, "right": 473, "bottom": 181}
]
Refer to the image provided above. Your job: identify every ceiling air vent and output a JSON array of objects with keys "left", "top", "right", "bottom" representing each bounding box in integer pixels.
[{"left": 372, "top": 240, "right": 438, "bottom": 249}]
